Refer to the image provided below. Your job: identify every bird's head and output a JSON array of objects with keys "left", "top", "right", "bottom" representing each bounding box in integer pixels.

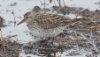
[{"left": 17, "top": 12, "right": 36, "bottom": 25}]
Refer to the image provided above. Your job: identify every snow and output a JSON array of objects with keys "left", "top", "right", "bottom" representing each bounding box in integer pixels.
[
  {"left": 0, "top": 0, "right": 100, "bottom": 57},
  {"left": 64, "top": 0, "right": 100, "bottom": 11}
]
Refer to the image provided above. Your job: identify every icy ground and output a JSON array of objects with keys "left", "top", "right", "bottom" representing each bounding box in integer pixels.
[{"left": 0, "top": 0, "right": 100, "bottom": 57}]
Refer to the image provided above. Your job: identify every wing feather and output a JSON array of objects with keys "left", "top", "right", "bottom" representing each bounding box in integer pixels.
[{"left": 34, "top": 13, "right": 71, "bottom": 29}]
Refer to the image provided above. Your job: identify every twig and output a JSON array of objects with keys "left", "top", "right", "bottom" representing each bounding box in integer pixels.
[
  {"left": 74, "top": 27, "right": 100, "bottom": 31},
  {"left": 63, "top": 0, "right": 65, "bottom": 6},
  {"left": 0, "top": 29, "right": 6, "bottom": 51},
  {"left": 74, "top": 32, "right": 80, "bottom": 50},
  {"left": 38, "top": 0, "right": 43, "bottom": 5},
  {"left": 81, "top": 30, "right": 99, "bottom": 52},
  {"left": 54, "top": 0, "right": 56, "bottom": 6},
  {"left": 90, "top": 18, "right": 96, "bottom": 24},
  {"left": 3, "top": 31, "right": 11, "bottom": 36},
  {"left": 57, "top": 0, "right": 61, "bottom": 7},
  {"left": 11, "top": 11, "right": 16, "bottom": 27},
  {"left": 0, "top": 29, "right": 3, "bottom": 41},
  {"left": 75, "top": 13, "right": 78, "bottom": 19}
]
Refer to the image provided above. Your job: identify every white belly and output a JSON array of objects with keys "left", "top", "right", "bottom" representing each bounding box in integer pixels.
[{"left": 29, "top": 26, "right": 66, "bottom": 38}]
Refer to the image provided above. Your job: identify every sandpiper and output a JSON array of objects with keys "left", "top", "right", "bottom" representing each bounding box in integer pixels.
[{"left": 17, "top": 12, "right": 72, "bottom": 39}]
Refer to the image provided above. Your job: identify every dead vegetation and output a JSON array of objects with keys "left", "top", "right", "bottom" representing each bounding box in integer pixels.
[{"left": 0, "top": 29, "right": 23, "bottom": 57}]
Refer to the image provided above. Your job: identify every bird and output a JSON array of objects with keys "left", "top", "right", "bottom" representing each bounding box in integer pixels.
[{"left": 17, "top": 12, "right": 72, "bottom": 39}]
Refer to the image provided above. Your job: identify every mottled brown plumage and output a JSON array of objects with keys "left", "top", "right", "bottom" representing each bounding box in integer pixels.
[{"left": 18, "top": 12, "right": 72, "bottom": 38}]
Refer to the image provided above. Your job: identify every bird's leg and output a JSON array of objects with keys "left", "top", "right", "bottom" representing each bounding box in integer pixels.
[
  {"left": 58, "top": 32, "right": 65, "bottom": 45},
  {"left": 50, "top": 37, "right": 54, "bottom": 45},
  {"left": 44, "top": 37, "right": 54, "bottom": 45},
  {"left": 44, "top": 37, "right": 50, "bottom": 45}
]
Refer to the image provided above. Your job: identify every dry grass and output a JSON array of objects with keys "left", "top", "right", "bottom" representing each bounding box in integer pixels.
[
  {"left": 0, "top": 29, "right": 7, "bottom": 51},
  {"left": 74, "top": 26, "right": 100, "bottom": 31},
  {"left": 0, "top": 29, "right": 23, "bottom": 57}
]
